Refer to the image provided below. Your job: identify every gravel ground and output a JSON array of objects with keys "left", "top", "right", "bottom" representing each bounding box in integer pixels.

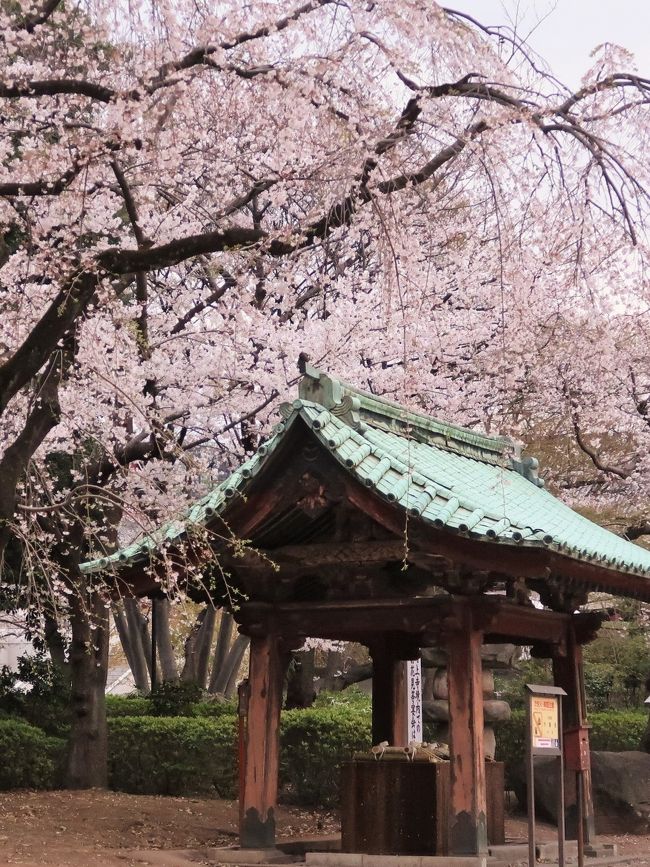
[{"left": 0, "top": 791, "right": 646, "bottom": 866}]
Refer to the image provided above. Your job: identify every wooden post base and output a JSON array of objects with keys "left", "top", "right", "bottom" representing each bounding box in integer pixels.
[
  {"left": 239, "top": 634, "right": 285, "bottom": 849},
  {"left": 446, "top": 610, "right": 488, "bottom": 856},
  {"left": 241, "top": 807, "right": 277, "bottom": 849}
]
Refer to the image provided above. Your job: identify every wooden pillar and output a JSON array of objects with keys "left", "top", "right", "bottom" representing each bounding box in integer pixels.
[
  {"left": 446, "top": 608, "right": 488, "bottom": 856},
  {"left": 369, "top": 641, "right": 411, "bottom": 746},
  {"left": 553, "top": 622, "right": 596, "bottom": 844},
  {"left": 393, "top": 661, "right": 409, "bottom": 746},
  {"left": 240, "top": 634, "right": 284, "bottom": 849}
]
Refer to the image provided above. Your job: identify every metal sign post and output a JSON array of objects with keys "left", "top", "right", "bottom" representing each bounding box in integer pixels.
[
  {"left": 526, "top": 684, "right": 567, "bottom": 867},
  {"left": 406, "top": 659, "right": 423, "bottom": 742}
]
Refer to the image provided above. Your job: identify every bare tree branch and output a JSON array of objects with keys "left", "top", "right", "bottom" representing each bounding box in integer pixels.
[
  {"left": 16, "top": 0, "right": 63, "bottom": 33},
  {"left": 623, "top": 522, "right": 650, "bottom": 541},
  {"left": 0, "top": 272, "right": 97, "bottom": 414},
  {"left": 0, "top": 79, "right": 115, "bottom": 102},
  {"left": 0, "top": 161, "right": 84, "bottom": 197},
  {"left": 562, "top": 381, "right": 630, "bottom": 480}
]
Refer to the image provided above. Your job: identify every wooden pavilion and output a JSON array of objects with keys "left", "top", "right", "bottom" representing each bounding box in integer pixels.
[{"left": 83, "top": 367, "right": 650, "bottom": 858}]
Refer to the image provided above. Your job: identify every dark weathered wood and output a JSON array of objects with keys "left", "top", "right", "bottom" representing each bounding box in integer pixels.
[
  {"left": 240, "top": 634, "right": 285, "bottom": 849},
  {"left": 235, "top": 540, "right": 441, "bottom": 570},
  {"left": 553, "top": 621, "right": 596, "bottom": 845},
  {"left": 486, "top": 761, "right": 505, "bottom": 846},
  {"left": 236, "top": 595, "right": 589, "bottom": 650},
  {"left": 446, "top": 609, "right": 488, "bottom": 856},
  {"left": 341, "top": 760, "right": 505, "bottom": 855},
  {"left": 370, "top": 643, "right": 398, "bottom": 745},
  {"left": 341, "top": 760, "right": 448, "bottom": 854},
  {"left": 342, "top": 473, "right": 650, "bottom": 600},
  {"left": 393, "top": 661, "right": 409, "bottom": 746}
]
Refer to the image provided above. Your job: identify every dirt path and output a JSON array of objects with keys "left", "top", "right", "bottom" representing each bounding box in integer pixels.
[
  {"left": 0, "top": 791, "right": 647, "bottom": 866},
  {"left": 0, "top": 791, "right": 336, "bottom": 866}
]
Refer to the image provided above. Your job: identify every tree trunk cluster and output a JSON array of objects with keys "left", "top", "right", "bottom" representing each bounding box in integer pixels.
[{"left": 112, "top": 600, "right": 249, "bottom": 697}]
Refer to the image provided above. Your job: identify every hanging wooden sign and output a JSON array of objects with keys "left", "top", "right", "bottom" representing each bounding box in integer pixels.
[{"left": 406, "top": 659, "right": 423, "bottom": 743}]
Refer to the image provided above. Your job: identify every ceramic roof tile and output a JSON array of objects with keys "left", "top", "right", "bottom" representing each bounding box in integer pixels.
[{"left": 81, "top": 371, "right": 650, "bottom": 593}]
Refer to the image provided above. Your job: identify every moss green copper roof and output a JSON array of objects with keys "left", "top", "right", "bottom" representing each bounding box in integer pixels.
[{"left": 81, "top": 367, "right": 650, "bottom": 593}]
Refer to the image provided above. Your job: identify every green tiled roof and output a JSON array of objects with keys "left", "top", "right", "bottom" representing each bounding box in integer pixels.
[{"left": 81, "top": 368, "right": 650, "bottom": 591}]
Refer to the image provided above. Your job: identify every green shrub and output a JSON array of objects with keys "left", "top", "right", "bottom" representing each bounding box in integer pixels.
[
  {"left": 589, "top": 711, "right": 647, "bottom": 751},
  {"left": 584, "top": 664, "right": 615, "bottom": 712},
  {"left": 149, "top": 681, "right": 204, "bottom": 716},
  {"left": 107, "top": 705, "right": 371, "bottom": 805},
  {"left": 280, "top": 707, "right": 371, "bottom": 805},
  {"left": 105, "top": 695, "right": 153, "bottom": 717},
  {"left": 495, "top": 709, "right": 649, "bottom": 786},
  {"left": 106, "top": 693, "right": 236, "bottom": 719},
  {"left": 108, "top": 715, "right": 238, "bottom": 797},
  {"left": 312, "top": 687, "right": 371, "bottom": 711},
  {"left": 495, "top": 709, "right": 527, "bottom": 787},
  {"left": 192, "top": 698, "right": 237, "bottom": 718},
  {"left": 0, "top": 653, "right": 70, "bottom": 737},
  {"left": 0, "top": 719, "right": 65, "bottom": 789}
]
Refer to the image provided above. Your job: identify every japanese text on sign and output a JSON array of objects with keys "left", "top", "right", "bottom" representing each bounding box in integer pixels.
[
  {"left": 530, "top": 695, "right": 559, "bottom": 750},
  {"left": 406, "top": 659, "right": 423, "bottom": 743}
]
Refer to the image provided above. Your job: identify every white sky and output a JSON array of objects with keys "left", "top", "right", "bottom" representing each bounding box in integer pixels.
[{"left": 453, "top": 1, "right": 650, "bottom": 87}]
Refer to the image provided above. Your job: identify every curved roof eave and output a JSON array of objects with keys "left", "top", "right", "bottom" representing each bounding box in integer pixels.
[{"left": 80, "top": 392, "right": 650, "bottom": 602}]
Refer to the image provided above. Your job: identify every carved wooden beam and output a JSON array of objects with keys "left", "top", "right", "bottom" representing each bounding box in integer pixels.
[
  {"left": 229, "top": 540, "right": 450, "bottom": 571},
  {"left": 235, "top": 595, "right": 601, "bottom": 650}
]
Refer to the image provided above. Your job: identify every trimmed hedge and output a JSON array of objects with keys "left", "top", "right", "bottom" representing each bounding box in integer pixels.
[
  {"left": 2, "top": 702, "right": 645, "bottom": 804},
  {"left": 108, "top": 706, "right": 371, "bottom": 804},
  {"left": 105, "top": 695, "right": 153, "bottom": 717},
  {"left": 0, "top": 719, "right": 65, "bottom": 789},
  {"left": 105, "top": 694, "right": 237, "bottom": 719},
  {"left": 108, "top": 715, "right": 238, "bottom": 797},
  {"left": 192, "top": 699, "right": 237, "bottom": 718},
  {"left": 280, "top": 707, "right": 370, "bottom": 805}
]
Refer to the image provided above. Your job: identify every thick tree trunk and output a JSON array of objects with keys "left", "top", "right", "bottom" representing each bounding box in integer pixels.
[
  {"left": 181, "top": 606, "right": 214, "bottom": 684},
  {"left": 123, "top": 598, "right": 150, "bottom": 691},
  {"left": 285, "top": 649, "right": 316, "bottom": 708},
  {"left": 208, "top": 610, "right": 234, "bottom": 693},
  {"left": 66, "top": 591, "right": 109, "bottom": 789},
  {"left": 195, "top": 606, "right": 216, "bottom": 688},
  {"left": 112, "top": 602, "right": 137, "bottom": 680},
  {"left": 224, "top": 635, "right": 250, "bottom": 698},
  {"left": 138, "top": 605, "right": 152, "bottom": 678},
  {"left": 213, "top": 633, "right": 249, "bottom": 696},
  {"left": 154, "top": 597, "right": 178, "bottom": 681},
  {"left": 44, "top": 612, "right": 68, "bottom": 674},
  {"left": 317, "top": 660, "right": 372, "bottom": 693}
]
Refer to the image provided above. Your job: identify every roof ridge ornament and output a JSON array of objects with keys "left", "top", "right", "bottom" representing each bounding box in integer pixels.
[
  {"left": 299, "top": 364, "right": 520, "bottom": 465},
  {"left": 298, "top": 363, "right": 361, "bottom": 429},
  {"left": 511, "top": 455, "right": 545, "bottom": 488}
]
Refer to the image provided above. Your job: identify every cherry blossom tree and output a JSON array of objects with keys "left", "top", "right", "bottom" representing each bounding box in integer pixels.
[{"left": 2, "top": 0, "right": 650, "bottom": 784}]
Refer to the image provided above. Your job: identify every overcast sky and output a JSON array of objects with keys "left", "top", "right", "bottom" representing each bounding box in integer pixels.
[{"left": 454, "top": 1, "right": 650, "bottom": 87}]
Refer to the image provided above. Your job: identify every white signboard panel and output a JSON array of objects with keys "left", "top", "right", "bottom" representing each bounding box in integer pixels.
[{"left": 406, "top": 659, "right": 423, "bottom": 743}]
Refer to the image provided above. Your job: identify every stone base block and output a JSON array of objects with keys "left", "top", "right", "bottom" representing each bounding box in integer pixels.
[
  {"left": 486, "top": 843, "right": 528, "bottom": 860},
  {"left": 212, "top": 847, "right": 292, "bottom": 863},
  {"left": 305, "top": 854, "right": 487, "bottom": 867},
  {"left": 584, "top": 842, "right": 619, "bottom": 857}
]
